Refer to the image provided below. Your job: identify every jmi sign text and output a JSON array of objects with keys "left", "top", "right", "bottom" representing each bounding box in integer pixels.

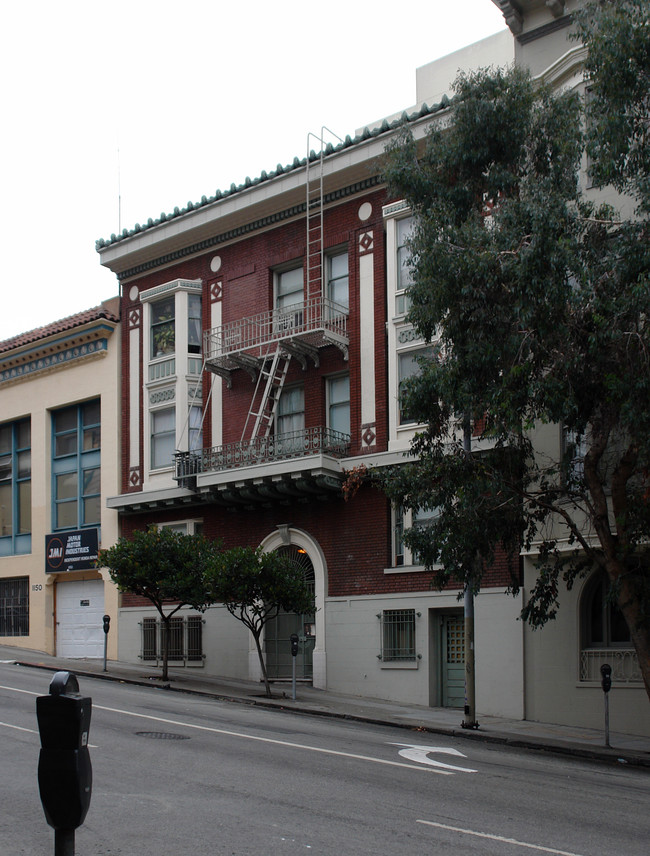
[{"left": 45, "top": 529, "right": 99, "bottom": 573}]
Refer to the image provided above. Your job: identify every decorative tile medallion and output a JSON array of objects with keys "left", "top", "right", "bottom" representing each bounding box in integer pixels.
[{"left": 359, "top": 231, "right": 374, "bottom": 254}]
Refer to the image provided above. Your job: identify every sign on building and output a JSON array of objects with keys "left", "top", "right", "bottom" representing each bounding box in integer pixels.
[{"left": 45, "top": 529, "right": 99, "bottom": 573}]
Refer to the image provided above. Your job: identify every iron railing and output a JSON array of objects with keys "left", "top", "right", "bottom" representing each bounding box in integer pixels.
[
  {"left": 380, "top": 609, "right": 416, "bottom": 662},
  {"left": 140, "top": 615, "right": 204, "bottom": 666},
  {"left": 0, "top": 577, "right": 29, "bottom": 636},
  {"left": 579, "top": 648, "right": 641, "bottom": 683},
  {"left": 203, "top": 297, "right": 348, "bottom": 361},
  {"left": 175, "top": 426, "right": 350, "bottom": 480}
]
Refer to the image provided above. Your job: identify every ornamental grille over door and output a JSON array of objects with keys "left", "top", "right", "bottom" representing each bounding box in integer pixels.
[{"left": 265, "top": 545, "right": 315, "bottom": 680}]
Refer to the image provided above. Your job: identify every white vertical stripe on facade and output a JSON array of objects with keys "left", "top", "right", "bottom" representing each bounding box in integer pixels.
[
  {"left": 129, "top": 325, "right": 140, "bottom": 471},
  {"left": 211, "top": 299, "right": 223, "bottom": 447},
  {"left": 359, "top": 253, "right": 376, "bottom": 429}
]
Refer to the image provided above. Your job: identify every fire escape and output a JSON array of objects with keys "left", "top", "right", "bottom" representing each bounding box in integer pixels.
[{"left": 174, "top": 129, "right": 350, "bottom": 505}]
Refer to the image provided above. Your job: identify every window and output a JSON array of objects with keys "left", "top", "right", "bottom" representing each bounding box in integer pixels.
[
  {"left": 151, "top": 408, "right": 175, "bottom": 469},
  {"left": 140, "top": 615, "right": 204, "bottom": 664},
  {"left": 398, "top": 347, "right": 430, "bottom": 425},
  {"left": 327, "top": 251, "right": 349, "bottom": 310},
  {"left": 276, "top": 386, "right": 304, "bottom": 454},
  {"left": 396, "top": 217, "right": 414, "bottom": 315},
  {"left": 381, "top": 609, "right": 416, "bottom": 661},
  {"left": 277, "top": 386, "right": 304, "bottom": 435},
  {"left": 562, "top": 426, "right": 587, "bottom": 486},
  {"left": 327, "top": 375, "right": 350, "bottom": 437},
  {"left": 188, "top": 405, "right": 203, "bottom": 453},
  {"left": 188, "top": 293, "right": 202, "bottom": 355},
  {"left": 0, "top": 577, "right": 29, "bottom": 636},
  {"left": 393, "top": 505, "right": 440, "bottom": 567},
  {"left": 579, "top": 572, "right": 640, "bottom": 683},
  {"left": 0, "top": 419, "right": 31, "bottom": 555},
  {"left": 275, "top": 267, "right": 304, "bottom": 332},
  {"left": 151, "top": 296, "right": 175, "bottom": 358},
  {"left": 52, "top": 401, "right": 100, "bottom": 531}
]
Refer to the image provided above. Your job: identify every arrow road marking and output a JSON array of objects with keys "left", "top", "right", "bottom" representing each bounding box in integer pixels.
[{"left": 389, "top": 743, "right": 477, "bottom": 773}]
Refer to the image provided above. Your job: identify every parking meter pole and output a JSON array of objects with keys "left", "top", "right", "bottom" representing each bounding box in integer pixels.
[
  {"left": 55, "top": 829, "right": 75, "bottom": 856},
  {"left": 102, "top": 615, "right": 110, "bottom": 673},
  {"left": 600, "top": 663, "right": 612, "bottom": 747},
  {"left": 290, "top": 634, "right": 299, "bottom": 701}
]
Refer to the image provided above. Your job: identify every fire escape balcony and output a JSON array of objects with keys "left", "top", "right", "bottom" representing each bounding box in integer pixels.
[
  {"left": 174, "top": 426, "right": 351, "bottom": 506},
  {"left": 203, "top": 296, "right": 349, "bottom": 383}
]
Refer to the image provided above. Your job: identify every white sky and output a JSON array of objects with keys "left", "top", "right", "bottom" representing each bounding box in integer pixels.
[{"left": 0, "top": 0, "right": 506, "bottom": 342}]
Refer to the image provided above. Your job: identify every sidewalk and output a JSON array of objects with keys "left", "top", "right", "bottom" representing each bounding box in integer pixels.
[{"left": 2, "top": 644, "right": 649, "bottom": 769}]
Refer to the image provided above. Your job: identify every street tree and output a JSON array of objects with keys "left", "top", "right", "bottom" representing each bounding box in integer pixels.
[
  {"left": 99, "top": 526, "right": 220, "bottom": 681},
  {"left": 381, "top": 1, "right": 650, "bottom": 701},
  {"left": 205, "top": 546, "right": 315, "bottom": 698}
]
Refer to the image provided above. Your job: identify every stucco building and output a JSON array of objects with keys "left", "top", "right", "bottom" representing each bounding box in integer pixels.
[{"left": 0, "top": 300, "right": 121, "bottom": 659}]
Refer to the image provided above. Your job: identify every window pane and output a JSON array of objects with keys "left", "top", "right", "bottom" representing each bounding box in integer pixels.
[
  {"left": 18, "top": 481, "right": 31, "bottom": 534},
  {"left": 188, "top": 294, "right": 202, "bottom": 354},
  {"left": 55, "top": 433, "right": 77, "bottom": 457},
  {"left": 56, "top": 472, "right": 77, "bottom": 500},
  {"left": 0, "top": 483, "right": 12, "bottom": 536},
  {"left": 83, "top": 468, "right": 100, "bottom": 495},
  {"left": 151, "top": 297, "right": 176, "bottom": 358},
  {"left": 0, "top": 425, "right": 11, "bottom": 455},
  {"left": 17, "top": 421, "right": 30, "bottom": 449},
  {"left": 0, "top": 455, "right": 11, "bottom": 482},
  {"left": 83, "top": 495, "right": 101, "bottom": 526},
  {"left": 189, "top": 406, "right": 202, "bottom": 452},
  {"left": 17, "top": 450, "right": 30, "bottom": 479},
  {"left": 54, "top": 407, "right": 76, "bottom": 433},
  {"left": 328, "top": 376, "right": 350, "bottom": 436},
  {"left": 277, "top": 268, "right": 303, "bottom": 307},
  {"left": 152, "top": 408, "right": 176, "bottom": 469},
  {"left": 397, "top": 217, "right": 414, "bottom": 290},
  {"left": 82, "top": 400, "right": 100, "bottom": 426},
  {"left": 328, "top": 253, "right": 349, "bottom": 309},
  {"left": 83, "top": 426, "right": 101, "bottom": 451},
  {"left": 56, "top": 500, "right": 78, "bottom": 529}
]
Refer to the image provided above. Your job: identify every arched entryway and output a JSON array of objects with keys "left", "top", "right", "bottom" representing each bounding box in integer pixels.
[
  {"left": 259, "top": 527, "right": 328, "bottom": 688},
  {"left": 264, "top": 545, "right": 316, "bottom": 680}
]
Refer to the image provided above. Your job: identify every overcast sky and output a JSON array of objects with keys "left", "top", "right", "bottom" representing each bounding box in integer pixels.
[{"left": 0, "top": 0, "right": 506, "bottom": 342}]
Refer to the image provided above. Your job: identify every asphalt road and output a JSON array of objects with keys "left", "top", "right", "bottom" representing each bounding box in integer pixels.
[{"left": 1, "top": 661, "right": 648, "bottom": 855}]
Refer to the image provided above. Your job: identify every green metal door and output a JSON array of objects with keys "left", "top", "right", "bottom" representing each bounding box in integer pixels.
[
  {"left": 264, "top": 546, "right": 315, "bottom": 680},
  {"left": 442, "top": 614, "right": 465, "bottom": 708}
]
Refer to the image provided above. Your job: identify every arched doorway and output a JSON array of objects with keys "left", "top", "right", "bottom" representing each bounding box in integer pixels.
[{"left": 264, "top": 545, "right": 316, "bottom": 680}]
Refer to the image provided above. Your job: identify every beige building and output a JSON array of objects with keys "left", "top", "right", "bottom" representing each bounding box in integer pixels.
[{"left": 0, "top": 300, "right": 121, "bottom": 659}]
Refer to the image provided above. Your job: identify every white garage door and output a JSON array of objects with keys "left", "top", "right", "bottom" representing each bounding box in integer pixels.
[{"left": 56, "top": 580, "right": 105, "bottom": 658}]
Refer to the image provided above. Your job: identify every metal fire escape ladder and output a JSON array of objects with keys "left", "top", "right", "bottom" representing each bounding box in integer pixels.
[
  {"left": 240, "top": 345, "right": 292, "bottom": 443},
  {"left": 306, "top": 132, "right": 324, "bottom": 299},
  {"left": 306, "top": 127, "right": 342, "bottom": 299}
]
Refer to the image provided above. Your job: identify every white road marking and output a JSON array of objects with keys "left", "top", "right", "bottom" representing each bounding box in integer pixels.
[
  {"left": 389, "top": 742, "right": 477, "bottom": 773},
  {"left": 0, "top": 720, "right": 38, "bottom": 734},
  {"left": 0, "top": 683, "right": 452, "bottom": 774},
  {"left": 0, "top": 684, "right": 39, "bottom": 696},
  {"left": 417, "top": 820, "right": 587, "bottom": 856},
  {"left": 94, "top": 703, "right": 454, "bottom": 774}
]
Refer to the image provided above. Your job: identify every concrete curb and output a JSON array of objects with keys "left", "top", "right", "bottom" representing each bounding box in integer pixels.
[{"left": 15, "top": 658, "right": 650, "bottom": 770}]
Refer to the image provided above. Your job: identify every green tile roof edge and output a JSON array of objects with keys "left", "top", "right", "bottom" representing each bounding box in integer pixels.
[{"left": 95, "top": 97, "right": 450, "bottom": 253}]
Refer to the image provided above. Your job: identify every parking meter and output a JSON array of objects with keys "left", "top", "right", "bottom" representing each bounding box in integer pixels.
[
  {"left": 36, "top": 671, "right": 92, "bottom": 834},
  {"left": 290, "top": 633, "right": 299, "bottom": 657},
  {"left": 102, "top": 614, "right": 110, "bottom": 634},
  {"left": 600, "top": 663, "right": 612, "bottom": 693}
]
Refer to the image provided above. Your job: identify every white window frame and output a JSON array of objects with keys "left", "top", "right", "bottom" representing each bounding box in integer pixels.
[
  {"left": 326, "top": 374, "right": 350, "bottom": 438},
  {"left": 389, "top": 504, "right": 441, "bottom": 572},
  {"left": 150, "top": 407, "right": 176, "bottom": 471},
  {"left": 326, "top": 249, "right": 349, "bottom": 311}
]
